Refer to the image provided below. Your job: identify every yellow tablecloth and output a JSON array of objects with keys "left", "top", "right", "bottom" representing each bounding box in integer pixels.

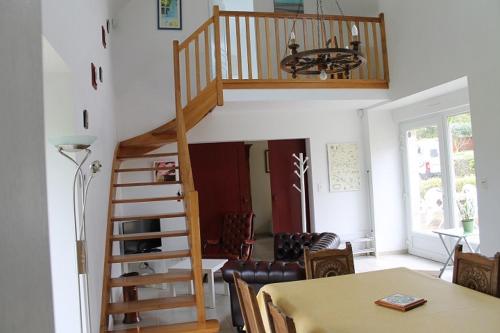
[{"left": 257, "top": 268, "right": 500, "bottom": 333}]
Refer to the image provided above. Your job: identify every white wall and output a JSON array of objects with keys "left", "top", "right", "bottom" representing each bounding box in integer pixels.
[
  {"left": 253, "top": 0, "right": 379, "bottom": 16},
  {"left": 42, "top": 0, "right": 119, "bottom": 331},
  {"left": 378, "top": 0, "right": 500, "bottom": 255},
  {"left": 0, "top": 1, "right": 55, "bottom": 332},
  {"left": 43, "top": 39, "right": 82, "bottom": 333},
  {"left": 187, "top": 101, "right": 374, "bottom": 240},
  {"left": 247, "top": 141, "right": 273, "bottom": 235},
  {"left": 365, "top": 108, "right": 406, "bottom": 253}
]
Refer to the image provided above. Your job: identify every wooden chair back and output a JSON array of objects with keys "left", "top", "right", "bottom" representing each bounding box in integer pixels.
[
  {"left": 304, "top": 242, "right": 355, "bottom": 279},
  {"left": 452, "top": 244, "right": 500, "bottom": 297},
  {"left": 263, "top": 292, "right": 297, "bottom": 333},
  {"left": 233, "top": 272, "right": 265, "bottom": 333}
]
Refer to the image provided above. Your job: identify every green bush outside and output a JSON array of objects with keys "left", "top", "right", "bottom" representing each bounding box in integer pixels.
[{"left": 420, "top": 175, "right": 476, "bottom": 197}]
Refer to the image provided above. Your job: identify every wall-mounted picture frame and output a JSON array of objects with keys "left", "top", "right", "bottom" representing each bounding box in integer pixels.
[
  {"left": 274, "top": 0, "right": 304, "bottom": 13},
  {"left": 327, "top": 143, "right": 361, "bottom": 192},
  {"left": 265, "top": 149, "right": 270, "bottom": 173},
  {"left": 153, "top": 160, "right": 177, "bottom": 182},
  {"left": 158, "top": 0, "right": 182, "bottom": 30}
]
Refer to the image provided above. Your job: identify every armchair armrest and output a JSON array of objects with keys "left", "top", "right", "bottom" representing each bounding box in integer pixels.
[
  {"left": 240, "top": 239, "right": 256, "bottom": 260},
  {"left": 203, "top": 239, "right": 221, "bottom": 251}
]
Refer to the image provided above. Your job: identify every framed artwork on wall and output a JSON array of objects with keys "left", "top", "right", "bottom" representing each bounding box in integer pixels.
[
  {"left": 153, "top": 160, "right": 177, "bottom": 182},
  {"left": 274, "top": 0, "right": 304, "bottom": 13},
  {"left": 327, "top": 143, "right": 361, "bottom": 192},
  {"left": 158, "top": 0, "right": 182, "bottom": 30}
]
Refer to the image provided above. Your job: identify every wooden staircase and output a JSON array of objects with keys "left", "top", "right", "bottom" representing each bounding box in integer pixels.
[{"left": 100, "top": 6, "right": 389, "bottom": 332}]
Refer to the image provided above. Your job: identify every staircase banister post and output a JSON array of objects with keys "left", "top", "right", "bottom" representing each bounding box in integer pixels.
[{"left": 213, "top": 5, "right": 224, "bottom": 106}]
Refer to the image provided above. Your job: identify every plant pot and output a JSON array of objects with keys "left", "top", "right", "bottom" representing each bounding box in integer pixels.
[{"left": 462, "top": 219, "right": 474, "bottom": 234}]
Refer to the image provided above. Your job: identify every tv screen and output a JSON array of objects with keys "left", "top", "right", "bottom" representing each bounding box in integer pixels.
[{"left": 122, "top": 219, "right": 162, "bottom": 254}]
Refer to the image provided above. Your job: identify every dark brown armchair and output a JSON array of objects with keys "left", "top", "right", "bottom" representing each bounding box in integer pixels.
[{"left": 203, "top": 212, "right": 255, "bottom": 261}]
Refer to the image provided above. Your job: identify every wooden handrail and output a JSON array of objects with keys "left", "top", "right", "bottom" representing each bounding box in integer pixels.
[{"left": 219, "top": 10, "right": 382, "bottom": 22}]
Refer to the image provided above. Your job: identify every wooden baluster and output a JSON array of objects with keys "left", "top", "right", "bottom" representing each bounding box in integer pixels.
[
  {"left": 255, "top": 17, "right": 263, "bottom": 79},
  {"left": 302, "top": 18, "right": 307, "bottom": 50},
  {"left": 284, "top": 18, "right": 291, "bottom": 79},
  {"left": 379, "top": 13, "right": 390, "bottom": 83},
  {"left": 213, "top": 6, "right": 223, "bottom": 105},
  {"left": 235, "top": 16, "right": 243, "bottom": 80},
  {"left": 346, "top": 20, "right": 355, "bottom": 79},
  {"left": 225, "top": 16, "right": 233, "bottom": 80},
  {"left": 372, "top": 21, "right": 381, "bottom": 80},
  {"left": 311, "top": 18, "right": 317, "bottom": 49},
  {"left": 329, "top": 19, "right": 335, "bottom": 46},
  {"left": 184, "top": 45, "right": 191, "bottom": 102},
  {"left": 274, "top": 18, "right": 282, "bottom": 80},
  {"left": 363, "top": 21, "right": 372, "bottom": 80},
  {"left": 195, "top": 36, "right": 201, "bottom": 94},
  {"left": 265, "top": 17, "right": 272, "bottom": 79},
  {"left": 338, "top": 18, "right": 344, "bottom": 49},
  {"left": 245, "top": 16, "right": 253, "bottom": 79},
  {"left": 204, "top": 26, "right": 210, "bottom": 83},
  {"left": 356, "top": 20, "right": 364, "bottom": 80}
]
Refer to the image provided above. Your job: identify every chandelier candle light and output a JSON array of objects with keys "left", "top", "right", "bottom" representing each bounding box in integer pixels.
[{"left": 280, "top": 0, "right": 366, "bottom": 80}]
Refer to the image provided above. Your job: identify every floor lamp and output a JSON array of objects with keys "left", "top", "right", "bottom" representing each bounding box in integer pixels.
[{"left": 50, "top": 135, "right": 101, "bottom": 333}]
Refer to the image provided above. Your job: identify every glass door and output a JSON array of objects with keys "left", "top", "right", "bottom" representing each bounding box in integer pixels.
[{"left": 402, "top": 112, "right": 479, "bottom": 261}]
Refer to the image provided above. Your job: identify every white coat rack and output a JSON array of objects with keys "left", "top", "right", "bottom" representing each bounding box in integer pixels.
[{"left": 292, "top": 153, "right": 309, "bottom": 233}]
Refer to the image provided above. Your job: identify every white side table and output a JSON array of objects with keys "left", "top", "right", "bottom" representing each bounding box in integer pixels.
[
  {"left": 432, "top": 228, "right": 480, "bottom": 278},
  {"left": 168, "top": 258, "right": 228, "bottom": 308}
]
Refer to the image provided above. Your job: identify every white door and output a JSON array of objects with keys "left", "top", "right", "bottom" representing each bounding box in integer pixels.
[{"left": 401, "top": 111, "right": 479, "bottom": 261}]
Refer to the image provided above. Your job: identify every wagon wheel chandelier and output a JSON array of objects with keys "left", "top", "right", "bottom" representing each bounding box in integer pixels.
[{"left": 280, "top": 0, "right": 366, "bottom": 80}]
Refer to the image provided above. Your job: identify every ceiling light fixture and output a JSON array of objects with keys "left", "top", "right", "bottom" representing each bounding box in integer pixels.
[{"left": 280, "top": 0, "right": 366, "bottom": 80}]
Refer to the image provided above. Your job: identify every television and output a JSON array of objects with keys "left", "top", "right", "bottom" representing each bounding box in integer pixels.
[{"left": 122, "top": 219, "right": 162, "bottom": 254}]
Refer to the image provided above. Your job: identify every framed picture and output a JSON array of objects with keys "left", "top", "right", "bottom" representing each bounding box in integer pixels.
[
  {"left": 274, "top": 0, "right": 304, "bottom": 13},
  {"left": 153, "top": 160, "right": 177, "bottom": 182},
  {"left": 327, "top": 143, "right": 361, "bottom": 192},
  {"left": 158, "top": 0, "right": 182, "bottom": 30}
]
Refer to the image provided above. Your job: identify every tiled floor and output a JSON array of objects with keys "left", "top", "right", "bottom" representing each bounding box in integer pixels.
[{"left": 110, "top": 238, "right": 452, "bottom": 333}]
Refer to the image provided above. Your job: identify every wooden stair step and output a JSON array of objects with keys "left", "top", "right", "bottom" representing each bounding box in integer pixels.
[
  {"left": 107, "top": 295, "right": 195, "bottom": 314},
  {"left": 117, "top": 152, "right": 178, "bottom": 160},
  {"left": 107, "top": 319, "right": 220, "bottom": 333},
  {"left": 110, "top": 249, "right": 191, "bottom": 263},
  {"left": 114, "top": 181, "right": 181, "bottom": 188},
  {"left": 112, "top": 196, "right": 184, "bottom": 204},
  {"left": 110, "top": 271, "right": 192, "bottom": 287},
  {"left": 114, "top": 166, "right": 179, "bottom": 173},
  {"left": 111, "top": 230, "right": 188, "bottom": 241},
  {"left": 111, "top": 212, "right": 186, "bottom": 222}
]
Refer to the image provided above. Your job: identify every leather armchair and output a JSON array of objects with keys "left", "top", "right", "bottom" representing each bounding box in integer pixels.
[
  {"left": 203, "top": 212, "right": 255, "bottom": 261},
  {"left": 222, "top": 232, "right": 340, "bottom": 331}
]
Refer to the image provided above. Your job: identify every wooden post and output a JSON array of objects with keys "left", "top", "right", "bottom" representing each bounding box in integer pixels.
[
  {"left": 379, "top": 13, "right": 390, "bottom": 83},
  {"left": 185, "top": 191, "right": 206, "bottom": 323},
  {"left": 213, "top": 6, "right": 224, "bottom": 105}
]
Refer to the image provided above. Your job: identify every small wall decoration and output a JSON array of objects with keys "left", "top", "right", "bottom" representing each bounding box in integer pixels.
[
  {"left": 153, "top": 160, "right": 177, "bottom": 182},
  {"left": 327, "top": 143, "right": 361, "bottom": 192},
  {"left": 99, "top": 67, "right": 103, "bottom": 83},
  {"left": 101, "top": 26, "right": 107, "bottom": 48},
  {"left": 158, "top": 0, "right": 182, "bottom": 30},
  {"left": 83, "top": 110, "right": 89, "bottom": 129},
  {"left": 265, "top": 149, "right": 270, "bottom": 173},
  {"left": 91, "top": 63, "right": 97, "bottom": 90},
  {"left": 106, "top": 19, "right": 111, "bottom": 33},
  {"left": 274, "top": 0, "right": 304, "bottom": 13}
]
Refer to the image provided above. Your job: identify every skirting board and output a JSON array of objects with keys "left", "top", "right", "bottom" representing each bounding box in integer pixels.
[{"left": 375, "top": 249, "right": 409, "bottom": 256}]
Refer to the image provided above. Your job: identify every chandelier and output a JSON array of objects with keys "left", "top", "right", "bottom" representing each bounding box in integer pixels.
[{"left": 280, "top": 0, "right": 366, "bottom": 80}]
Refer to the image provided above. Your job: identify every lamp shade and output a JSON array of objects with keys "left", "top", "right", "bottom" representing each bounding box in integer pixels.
[{"left": 49, "top": 135, "right": 97, "bottom": 152}]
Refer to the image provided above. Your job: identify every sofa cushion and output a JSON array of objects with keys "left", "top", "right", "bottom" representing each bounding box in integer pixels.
[{"left": 274, "top": 232, "right": 340, "bottom": 261}]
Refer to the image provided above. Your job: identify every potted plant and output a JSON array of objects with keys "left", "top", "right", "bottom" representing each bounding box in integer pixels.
[{"left": 457, "top": 197, "right": 475, "bottom": 233}]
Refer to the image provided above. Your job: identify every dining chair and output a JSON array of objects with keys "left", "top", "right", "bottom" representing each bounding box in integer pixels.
[
  {"left": 304, "top": 242, "right": 355, "bottom": 279},
  {"left": 262, "top": 291, "right": 297, "bottom": 333},
  {"left": 233, "top": 272, "right": 266, "bottom": 333},
  {"left": 452, "top": 244, "right": 500, "bottom": 297}
]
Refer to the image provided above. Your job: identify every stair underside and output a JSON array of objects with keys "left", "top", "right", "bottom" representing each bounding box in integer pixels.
[
  {"left": 107, "top": 320, "right": 220, "bottom": 333},
  {"left": 114, "top": 181, "right": 181, "bottom": 188},
  {"left": 110, "top": 250, "right": 190, "bottom": 263},
  {"left": 113, "top": 196, "right": 184, "bottom": 204},
  {"left": 111, "top": 212, "right": 186, "bottom": 222},
  {"left": 110, "top": 271, "right": 192, "bottom": 287},
  {"left": 108, "top": 295, "right": 196, "bottom": 314},
  {"left": 111, "top": 230, "right": 188, "bottom": 241}
]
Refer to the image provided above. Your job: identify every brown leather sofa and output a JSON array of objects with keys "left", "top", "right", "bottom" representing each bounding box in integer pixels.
[{"left": 222, "top": 232, "right": 340, "bottom": 332}]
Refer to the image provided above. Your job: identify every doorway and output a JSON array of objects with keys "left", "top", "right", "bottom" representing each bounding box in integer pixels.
[
  {"left": 189, "top": 138, "right": 311, "bottom": 256},
  {"left": 401, "top": 110, "right": 478, "bottom": 261}
]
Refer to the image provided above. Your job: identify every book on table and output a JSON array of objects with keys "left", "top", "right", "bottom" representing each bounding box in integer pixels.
[{"left": 375, "top": 294, "right": 427, "bottom": 312}]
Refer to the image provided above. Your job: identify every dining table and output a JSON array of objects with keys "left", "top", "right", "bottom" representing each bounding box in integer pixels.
[{"left": 257, "top": 267, "right": 500, "bottom": 333}]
